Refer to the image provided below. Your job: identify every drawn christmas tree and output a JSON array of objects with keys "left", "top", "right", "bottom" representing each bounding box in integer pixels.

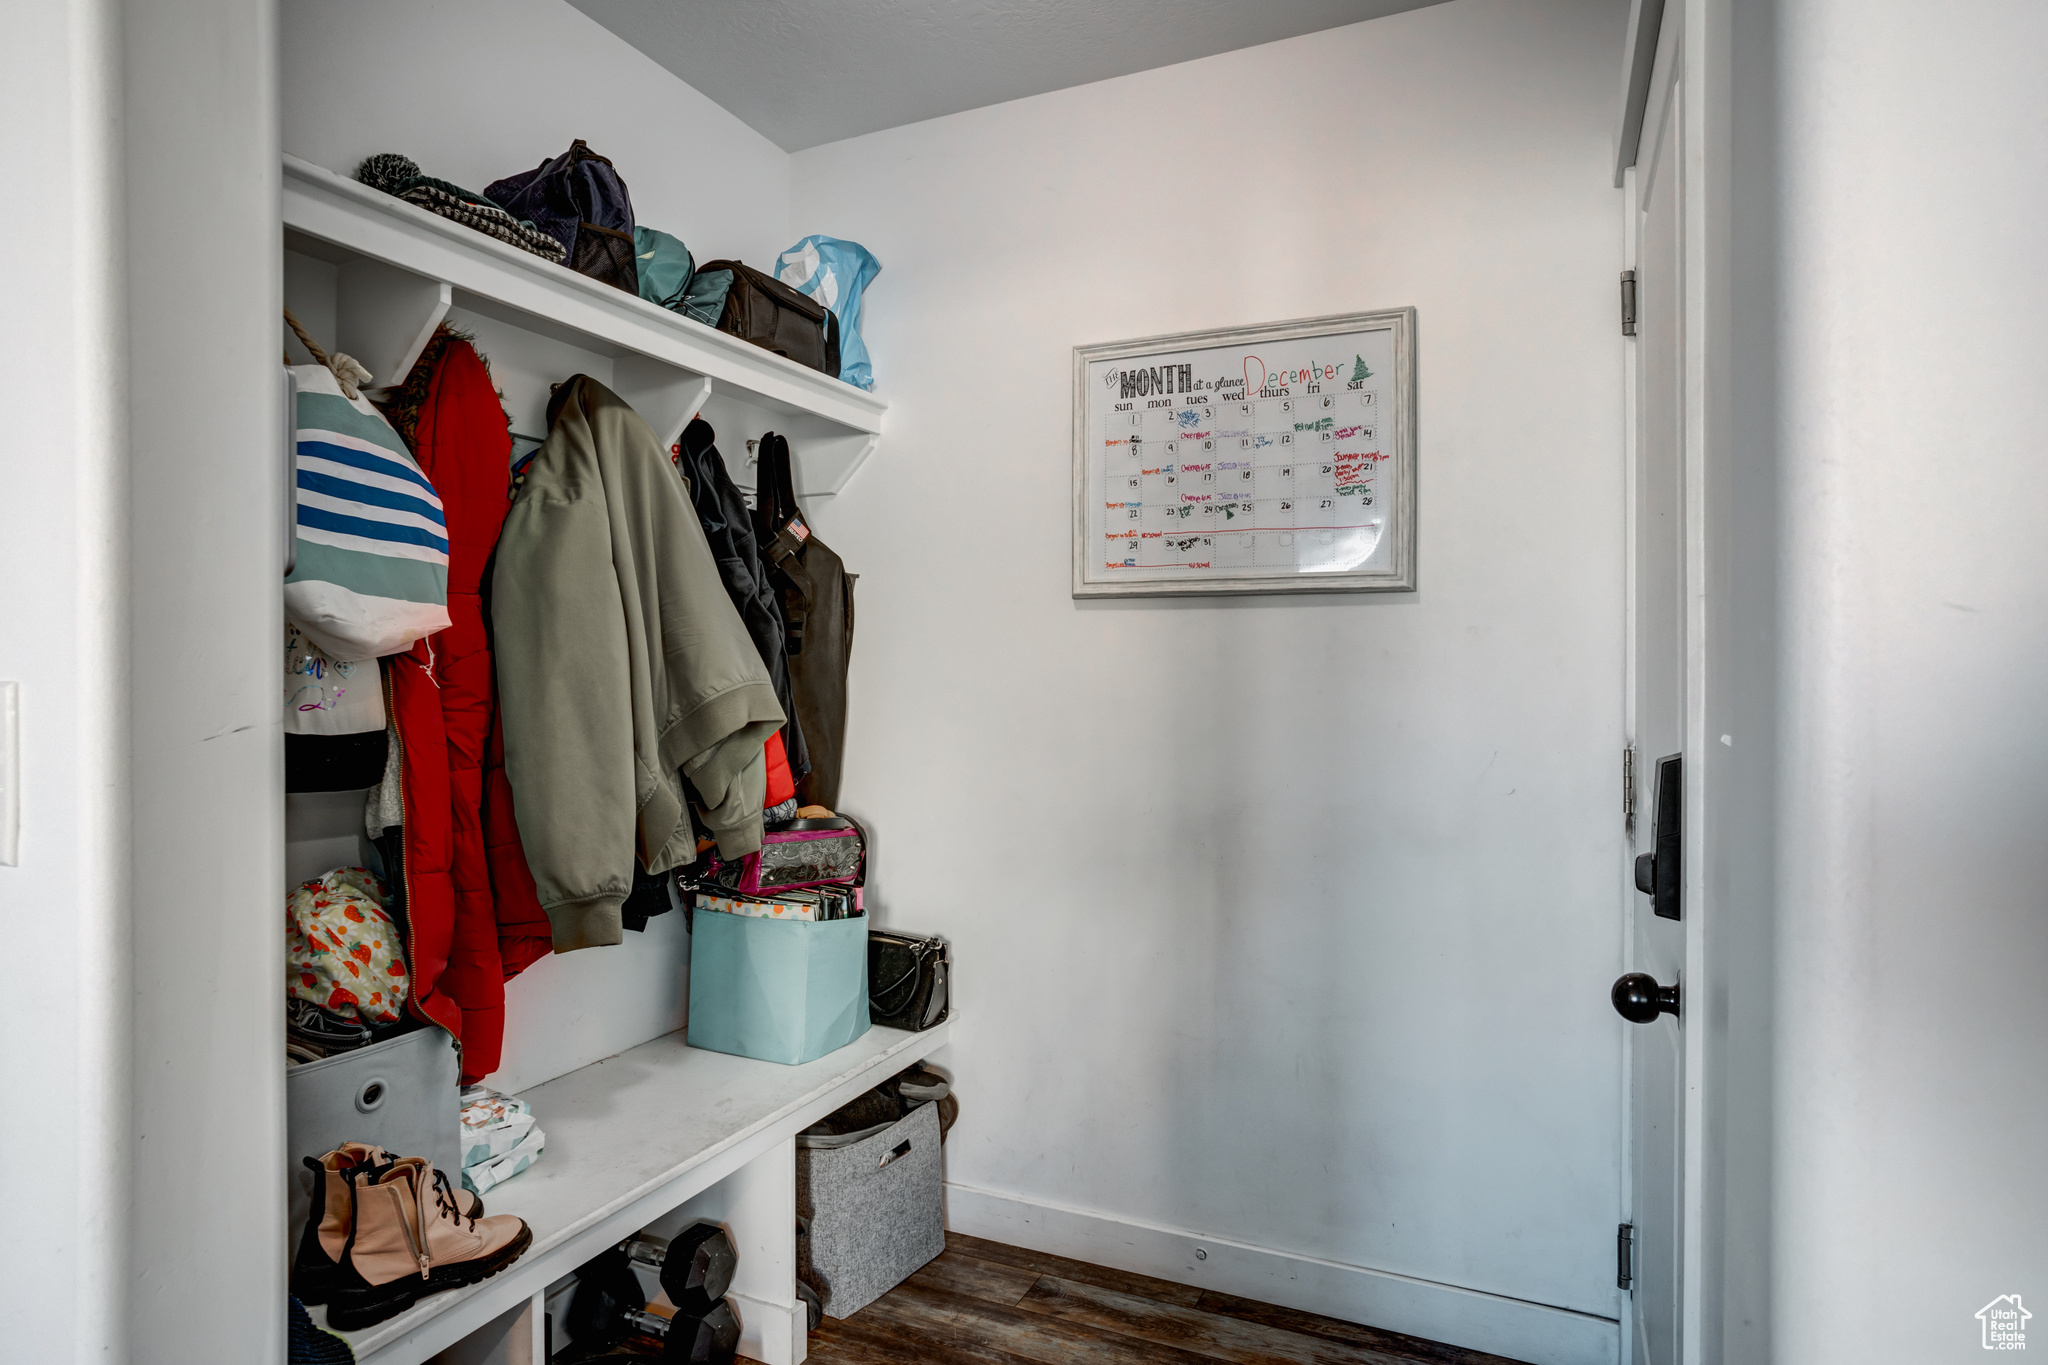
[{"left": 1351, "top": 354, "right": 1373, "bottom": 382}]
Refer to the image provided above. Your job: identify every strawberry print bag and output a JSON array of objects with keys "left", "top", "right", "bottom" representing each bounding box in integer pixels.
[{"left": 286, "top": 867, "right": 409, "bottom": 1024}]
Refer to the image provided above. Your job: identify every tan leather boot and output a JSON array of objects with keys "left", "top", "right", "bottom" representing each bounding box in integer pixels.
[
  {"left": 291, "top": 1143, "right": 485, "bottom": 1305},
  {"left": 344, "top": 1143, "right": 486, "bottom": 1216},
  {"left": 327, "top": 1157, "right": 530, "bottom": 1330}
]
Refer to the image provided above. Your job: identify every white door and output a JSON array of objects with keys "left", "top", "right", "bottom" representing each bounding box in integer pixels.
[{"left": 1624, "top": 28, "right": 1686, "bottom": 1365}]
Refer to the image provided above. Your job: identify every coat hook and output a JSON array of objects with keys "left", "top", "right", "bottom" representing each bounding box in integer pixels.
[{"left": 746, "top": 438, "right": 760, "bottom": 466}]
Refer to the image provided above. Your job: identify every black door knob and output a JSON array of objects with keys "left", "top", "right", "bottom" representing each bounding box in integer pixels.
[{"left": 1611, "top": 972, "right": 1680, "bottom": 1024}]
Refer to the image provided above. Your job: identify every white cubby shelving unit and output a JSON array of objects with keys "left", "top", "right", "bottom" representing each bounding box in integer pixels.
[
  {"left": 308, "top": 1022, "right": 952, "bottom": 1365},
  {"left": 281, "top": 154, "right": 914, "bottom": 1365}
]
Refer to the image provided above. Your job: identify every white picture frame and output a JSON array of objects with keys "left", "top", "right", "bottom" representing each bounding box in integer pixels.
[{"left": 1072, "top": 308, "right": 1416, "bottom": 598}]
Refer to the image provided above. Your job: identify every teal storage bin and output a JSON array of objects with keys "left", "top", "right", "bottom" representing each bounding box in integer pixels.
[{"left": 688, "top": 911, "right": 871, "bottom": 1065}]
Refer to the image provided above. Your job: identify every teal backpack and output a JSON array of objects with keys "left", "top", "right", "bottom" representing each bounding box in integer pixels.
[
  {"left": 634, "top": 226, "right": 734, "bottom": 327},
  {"left": 634, "top": 226, "right": 693, "bottom": 309}
]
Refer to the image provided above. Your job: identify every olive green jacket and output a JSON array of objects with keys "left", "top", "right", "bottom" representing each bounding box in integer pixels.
[{"left": 492, "top": 376, "right": 783, "bottom": 950}]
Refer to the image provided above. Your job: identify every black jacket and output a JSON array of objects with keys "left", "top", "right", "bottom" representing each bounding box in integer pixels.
[{"left": 675, "top": 419, "right": 810, "bottom": 783}]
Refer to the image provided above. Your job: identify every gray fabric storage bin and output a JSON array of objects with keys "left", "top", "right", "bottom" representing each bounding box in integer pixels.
[
  {"left": 797, "top": 1099, "right": 945, "bottom": 1319},
  {"left": 285, "top": 1027, "right": 462, "bottom": 1249}
]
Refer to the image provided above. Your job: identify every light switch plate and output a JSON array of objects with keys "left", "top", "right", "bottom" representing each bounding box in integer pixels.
[{"left": 1, "top": 682, "right": 17, "bottom": 866}]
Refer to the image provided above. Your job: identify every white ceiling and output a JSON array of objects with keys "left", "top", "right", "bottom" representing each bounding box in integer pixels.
[{"left": 565, "top": 0, "right": 1453, "bottom": 152}]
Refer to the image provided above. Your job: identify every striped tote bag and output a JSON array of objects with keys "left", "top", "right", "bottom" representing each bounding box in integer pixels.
[{"left": 285, "top": 363, "right": 451, "bottom": 661}]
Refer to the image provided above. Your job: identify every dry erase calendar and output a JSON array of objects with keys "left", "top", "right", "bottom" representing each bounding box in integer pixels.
[{"left": 1072, "top": 309, "right": 1416, "bottom": 598}]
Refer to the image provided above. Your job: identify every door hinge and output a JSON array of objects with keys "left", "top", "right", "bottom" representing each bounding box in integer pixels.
[
  {"left": 1620, "top": 269, "right": 1638, "bottom": 336},
  {"left": 1623, "top": 746, "right": 1637, "bottom": 833},
  {"left": 1618, "top": 1222, "right": 1635, "bottom": 1290}
]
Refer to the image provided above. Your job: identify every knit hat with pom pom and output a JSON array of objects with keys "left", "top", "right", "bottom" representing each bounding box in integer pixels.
[
  {"left": 348, "top": 154, "right": 566, "bottom": 265},
  {"left": 355, "top": 152, "right": 423, "bottom": 196}
]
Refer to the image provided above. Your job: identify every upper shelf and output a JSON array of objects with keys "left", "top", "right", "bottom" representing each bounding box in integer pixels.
[{"left": 281, "top": 155, "right": 886, "bottom": 439}]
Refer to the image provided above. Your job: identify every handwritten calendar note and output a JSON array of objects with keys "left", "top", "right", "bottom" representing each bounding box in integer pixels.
[{"left": 1072, "top": 310, "right": 1416, "bottom": 598}]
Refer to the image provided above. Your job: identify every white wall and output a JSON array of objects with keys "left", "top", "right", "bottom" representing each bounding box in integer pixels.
[
  {"left": 1705, "top": 0, "right": 1780, "bottom": 1358},
  {"left": 1769, "top": 1, "right": 2048, "bottom": 1359},
  {"left": 0, "top": 1, "right": 129, "bottom": 1356},
  {"left": 124, "top": 0, "right": 289, "bottom": 1357},
  {"left": 792, "top": 3, "right": 1628, "bottom": 1359},
  {"left": 3, "top": 0, "right": 285, "bottom": 1357},
  {"left": 282, "top": 0, "right": 792, "bottom": 272}
]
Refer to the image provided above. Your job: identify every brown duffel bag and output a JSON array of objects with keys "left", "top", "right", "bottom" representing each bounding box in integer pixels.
[{"left": 697, "top": 258, "right": 841, "bottom": 376}]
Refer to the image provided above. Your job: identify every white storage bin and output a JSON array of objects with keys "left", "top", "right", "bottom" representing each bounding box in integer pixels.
[{"left": 285, "top": 1026, "right": 462, "bottom": 1249}]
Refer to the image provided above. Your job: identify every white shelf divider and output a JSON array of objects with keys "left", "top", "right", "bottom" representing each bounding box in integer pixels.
[
  {"left": 613, "top": 360, "right": 714, "bottom": 457},
  {"left": 335, "top": 259, "right": 451, "bottom": 396}
]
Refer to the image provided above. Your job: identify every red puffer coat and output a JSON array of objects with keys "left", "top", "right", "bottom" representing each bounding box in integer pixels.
[{"left": 386, "top": 336, "right": 553, "bottom": 1082}]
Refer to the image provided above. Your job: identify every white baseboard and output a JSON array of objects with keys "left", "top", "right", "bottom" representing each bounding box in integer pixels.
[
  {"left": 943, "top": 1182, "right": 1619, "bottom": 1365},
  {"left": 731, "top": 1290, "right": 805, "bottom": 1365}
]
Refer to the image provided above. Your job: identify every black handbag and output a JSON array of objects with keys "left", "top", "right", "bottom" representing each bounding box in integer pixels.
[{"left": 867, "top": 932, "right": 949, "bottom": 1031}]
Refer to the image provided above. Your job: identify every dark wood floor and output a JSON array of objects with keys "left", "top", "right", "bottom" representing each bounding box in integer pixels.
[{"left": 803, "top": 1233, "right": 1533, "bottom": 1365}]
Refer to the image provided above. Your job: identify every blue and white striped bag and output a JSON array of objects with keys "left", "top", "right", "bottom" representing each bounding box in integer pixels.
[{"left": 285, "top": 364, "right": 451, "bottom": 661}]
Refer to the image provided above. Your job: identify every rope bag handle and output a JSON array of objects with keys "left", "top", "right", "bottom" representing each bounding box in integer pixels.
[{"left": 283, "top": 307, "right": 374, "bottom": 399}]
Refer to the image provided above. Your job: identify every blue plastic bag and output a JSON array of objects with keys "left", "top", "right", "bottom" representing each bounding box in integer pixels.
[
  {"left": 776, "top": 236, "right": 882, "bottom": 391},
  {"left": 687, "top": 911, "right": 871, "bottom": 1065}
]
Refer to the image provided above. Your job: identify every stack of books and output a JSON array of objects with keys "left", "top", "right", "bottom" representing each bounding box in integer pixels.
[{"left": 696, "top": 885, "right": 862, "bottom": 922}]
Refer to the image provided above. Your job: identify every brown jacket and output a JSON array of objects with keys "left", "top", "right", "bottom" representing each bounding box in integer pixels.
[{"left": 754, "top": 432, "right": 855, "bottom": 808}]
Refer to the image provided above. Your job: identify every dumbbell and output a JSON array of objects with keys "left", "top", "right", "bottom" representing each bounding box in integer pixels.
[
  {"left": 615, "top": 1301, "right": 738, "bottom": 1364},
  {"left": 654, "top": 1222, "right": 737, "bottom": 1313},
  {"left": 611, "top": 1222, "right": 738, "bottom": 1363},
  {"left": 568, "top": 1299, "right": 738, "bottom": 1364},
  {"left": 563, "top": 1222, "right": 742, "bottom": 1364},
  {"left": 644, "top": 1300, "right": 740, "bottom": 1364}
]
